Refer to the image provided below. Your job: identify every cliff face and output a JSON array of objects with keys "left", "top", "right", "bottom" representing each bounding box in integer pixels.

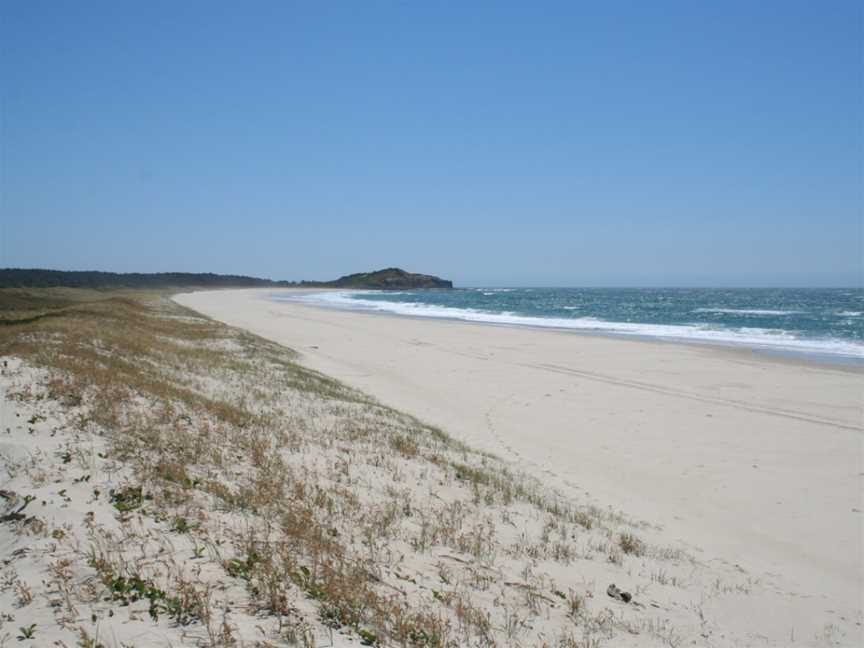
[{"left": 312, "top": 268, "right": 453, "bottom": 289}]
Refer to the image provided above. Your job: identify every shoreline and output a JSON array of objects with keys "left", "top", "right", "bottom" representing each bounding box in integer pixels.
[
  {"left": 175, "top": 287, "right": 864, "bottom": 638},
  {"left": 268, "top": 289, "right": 864, "bottom": 369}
]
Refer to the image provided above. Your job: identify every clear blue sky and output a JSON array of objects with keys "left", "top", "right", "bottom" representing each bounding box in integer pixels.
[{"left": 1, "top": 1, "right": 861, "bottom": 286}]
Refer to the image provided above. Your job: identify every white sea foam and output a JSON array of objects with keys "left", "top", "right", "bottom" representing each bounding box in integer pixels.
[
  {"left": 693, "top": 308, "right": 802, "bottom": 315},
  {"left": 272, "top": 292, "right": 864, "bottom": 359},
  {"left": 836, "top": 311, "right": 862, "bottom": 317}
]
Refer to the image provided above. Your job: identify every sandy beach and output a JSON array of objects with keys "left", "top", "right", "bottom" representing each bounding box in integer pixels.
[{"left": 176, "top": 287, "right": 864, "bottom": 641}]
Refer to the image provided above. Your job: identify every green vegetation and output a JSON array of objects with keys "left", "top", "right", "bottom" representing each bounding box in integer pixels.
[
  {"left": 0, "top": 266, "right": 453, "bottom": 290},
  {"left": 17, "top": 624, "right": 37, "bottom": 640},
  {"left": 0, "top": 268, "right": 295, "bottom": 290},
  {"left": 109, "top": 485, "right": 148, "bottom": 512},
  {"left": 301, "top": 267, "right": 453, "bottom": 289}
]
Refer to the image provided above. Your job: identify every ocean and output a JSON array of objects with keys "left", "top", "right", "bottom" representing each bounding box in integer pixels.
[{"left": 272, "top": 287, "right": 864, "bottom": 362}]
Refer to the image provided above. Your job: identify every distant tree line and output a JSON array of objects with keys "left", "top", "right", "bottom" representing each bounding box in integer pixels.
[
  {"left": 0, "top": 267, "right": 453, "bottom": 290},
  {"left": 0, "top": 268, "right": 296, "bottom": 289}
]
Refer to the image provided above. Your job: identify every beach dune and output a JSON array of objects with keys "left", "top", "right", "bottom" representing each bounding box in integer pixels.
[{"left": 176, "top": 288, "right": 864, "bottom": 639}]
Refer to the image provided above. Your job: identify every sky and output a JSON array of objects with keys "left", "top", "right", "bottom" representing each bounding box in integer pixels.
[{"left": 1, "top": 1, "right": 861, "bottom": 287}]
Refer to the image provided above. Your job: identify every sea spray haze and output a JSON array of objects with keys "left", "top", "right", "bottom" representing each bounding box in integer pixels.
[{"left": 275, "top": 288, "right": 864, "bottom": 360}]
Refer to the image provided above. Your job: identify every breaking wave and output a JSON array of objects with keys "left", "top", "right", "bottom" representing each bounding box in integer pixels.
[{"left": 273, "top": 291, "right": 864, "bottom": 359}]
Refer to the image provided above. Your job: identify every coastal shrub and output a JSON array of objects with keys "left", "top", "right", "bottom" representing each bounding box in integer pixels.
[
  {"left": 109, "top": 485, "right": 148, "bottom": 512},
  {"left": 618, "top": 531, "right": 645, "bottom": 556}
]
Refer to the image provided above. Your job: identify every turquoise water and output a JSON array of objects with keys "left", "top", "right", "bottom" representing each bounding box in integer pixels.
[{"left": 274, "top": 288, "right": 864, "bottom": 361}]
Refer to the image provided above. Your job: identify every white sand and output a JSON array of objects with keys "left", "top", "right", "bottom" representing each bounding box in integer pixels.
[{"left": 175, "top": 287, "right": 864, "bottom": 642}]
